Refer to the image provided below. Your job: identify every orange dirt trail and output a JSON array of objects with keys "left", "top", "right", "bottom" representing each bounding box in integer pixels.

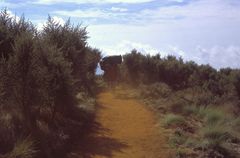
[{"left": 71, "top": 88, "right": 171, "bottom": 158}]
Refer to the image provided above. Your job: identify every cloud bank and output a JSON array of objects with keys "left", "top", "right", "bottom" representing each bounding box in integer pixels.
[{"left": 1, "top": 0, "right": 240, "bottom": 69}]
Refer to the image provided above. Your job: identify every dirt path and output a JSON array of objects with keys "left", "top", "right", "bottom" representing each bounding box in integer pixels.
[{"left": 70, "top": 88, "right": 171, "bottom": 158}]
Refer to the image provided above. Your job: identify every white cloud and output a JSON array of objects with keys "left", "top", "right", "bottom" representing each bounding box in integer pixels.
[
  {"left": 53, "top": 0, "right": 240, "bottom": 27},
  {"left": 34, "top": 0, "right": 154, "bottom": 5},
  {"left": 85, "top": 0, "right": 240, "bottom": 69},
  {"left": 36, "top": 22, "right": 44, "bottom": 31},
  {"left": 50, "top": 0, "right": 240, "bottom": 28},
  {"left": 53, "top": 9, "right": 112, "bottom": 18},
  {"left": 97, "top": 40, "right": 188, "bottom": 58},
  {"left": 52, "top": 16, "right": 65, "bottom": 25},
  {"left": 98, "top": 40, "right": 159, "bottom": 56},
  {"left": 195, "top": 46, "right": 240, "bottom": 69},
  {"left": 167, "top": 45, "right": 186, "bottom": 57},
  {"left": 169, "top": 0, "right": 184, "bottom": 2},
  {"left": 6, "top": 10, "right": 20, "bottom": 22},
  {"left": 110, "top": 7, "right": 128, "bottom": 12},
  {"left": 137, "top": 0, "right": 240, "bottom": 24}
]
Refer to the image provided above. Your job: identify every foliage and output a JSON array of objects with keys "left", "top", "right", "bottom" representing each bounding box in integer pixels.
[
  {"left": 199, "top": 124, "right": 229, "bottom": 149},
  {"left": 140, "top": 82, "right": 172, "bottom": 99},
  {"left": 177, "top": 105, "right": 240, "bottom": 157},
  {"left": 0, "top": 9, "right": 101, "bottom": 158},
  {"left": 0, "top": 9, "right": 35, "bottom": 60},
  {"left": 163, "top": 114, "right": 185, "bottom": 127},
  {"left": 122, "top": 53, "right": 240, "bottom": 157},
  {"left": 41, "top": 16, "right": 101, "bottom": 95},
  {"left": 121, "top": 50, "right": 240, "bottom": 101}
]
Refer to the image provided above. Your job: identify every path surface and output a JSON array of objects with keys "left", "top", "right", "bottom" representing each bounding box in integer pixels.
[{"left": 70, "top": 88, "right": 171, "bottom": 158}]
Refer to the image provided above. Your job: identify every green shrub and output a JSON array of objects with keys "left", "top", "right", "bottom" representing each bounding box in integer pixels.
[
  {"left": 169, "top": 134, "right": 187, "bottom": 147},
  {"left": 140, "top": 82, "right": 171, "bottom": 99},
  {"left": 204, "top": 109, "right": 225, "bottom": 125},
  {"left": 163, "top": 114, "right": 185, "bottom": 127},
  {"left": 199, "top": 125, "right": 229, "bottom": 149},
  {"left": 182, "top": 105, "right": 206, "bottom": 118},
  {"left": 183, "top": 105, "right": 225, "bottom": 123}
]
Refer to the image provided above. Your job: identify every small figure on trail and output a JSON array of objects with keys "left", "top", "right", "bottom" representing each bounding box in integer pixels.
[{"left": 100, "top": 55, "right": 122, "bottom": 86}]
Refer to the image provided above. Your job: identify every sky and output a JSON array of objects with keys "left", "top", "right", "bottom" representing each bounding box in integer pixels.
[{"left": 1, "top": 0, "right": 240, "bottom": 69}]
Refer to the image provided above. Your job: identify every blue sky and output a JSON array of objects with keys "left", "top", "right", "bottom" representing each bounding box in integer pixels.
[{"left": 1, "top": 0, "right": 240, "bottom": 69}]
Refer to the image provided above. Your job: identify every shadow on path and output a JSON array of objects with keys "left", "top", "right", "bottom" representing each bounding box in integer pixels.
[{"left": 68, "top": 111, "right": 128, "bottom": 158}]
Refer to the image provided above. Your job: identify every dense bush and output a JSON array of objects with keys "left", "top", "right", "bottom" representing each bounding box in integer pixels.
[
  {"left": 121, "top": 50, "right": 240, "bottom": 100},
  {"left": 41, "top": 17, "right": 101, "bottom": 95},
  {"left": 0, "top": 10, "right": 101, "bottom": 158}
]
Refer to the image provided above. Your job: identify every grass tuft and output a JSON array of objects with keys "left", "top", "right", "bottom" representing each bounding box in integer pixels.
[
  {"left": 163, "top": 114, "right": 185, "bottom": 127},
  {"left": 204, "top": 108, "right": 225, "bottom": 125},
  {"left": 200, "top": 125, "right": 229, "bottom": 149}
]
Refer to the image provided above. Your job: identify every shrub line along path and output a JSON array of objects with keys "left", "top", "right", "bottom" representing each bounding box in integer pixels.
[{"left": 71, "top": 87, "right": 171, "bottom": 158}]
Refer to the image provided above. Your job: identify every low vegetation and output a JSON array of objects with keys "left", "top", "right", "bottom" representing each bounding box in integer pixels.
[
  {"left": 120, "top": 50, "right": 240, "bottom": 157},
  {"left": 163, "top": 114, "right": 185, "bottom": 127}
]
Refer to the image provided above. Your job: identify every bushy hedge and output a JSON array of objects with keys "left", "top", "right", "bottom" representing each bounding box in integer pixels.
[
  {"left": 0, "top": 10, "right": 100, "bottom": 158},
  {"left": 121, "top": 49, "right": 240, "bottom": 101}
]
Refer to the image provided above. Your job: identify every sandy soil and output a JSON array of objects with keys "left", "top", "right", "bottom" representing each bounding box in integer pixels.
[{"left": 70, "top": 88, "right": 172, "bottom": 158}]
